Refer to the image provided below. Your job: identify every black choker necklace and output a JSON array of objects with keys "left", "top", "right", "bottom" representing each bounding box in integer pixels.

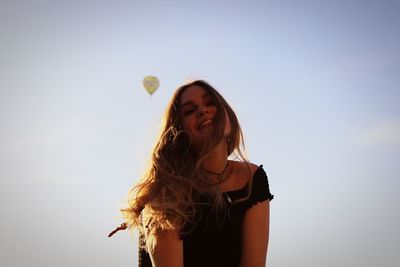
[{"left": 206, "top": 161, "right": 229, "bottom": 180}]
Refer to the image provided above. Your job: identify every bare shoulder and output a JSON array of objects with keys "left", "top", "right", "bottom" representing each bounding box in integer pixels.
[
  {"left": 246, "top": 162, "right": 261, "bottom": 175},
  {"left": 230, "top": 161, "right": 260, "bottom": 184},
  {"left": 235, "top": 161, "right": 259, "bottom": 173}
]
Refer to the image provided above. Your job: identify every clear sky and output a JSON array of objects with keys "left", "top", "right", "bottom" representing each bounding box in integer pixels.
[{"left": 1, "top": 0, "right": 399, "bottom": 266}]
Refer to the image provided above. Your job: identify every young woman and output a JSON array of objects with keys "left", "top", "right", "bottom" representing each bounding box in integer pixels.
[{"left": 109, "top": 80, "right": 274, "bottom": 267}]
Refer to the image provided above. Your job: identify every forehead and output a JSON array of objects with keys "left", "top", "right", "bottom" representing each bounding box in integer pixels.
[{"left": 180, "top": 85, "right": 210, "bottom": 105}]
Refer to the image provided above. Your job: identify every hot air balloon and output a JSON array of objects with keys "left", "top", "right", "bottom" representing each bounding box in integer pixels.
[{"left": 143, "top": 76, "right": 159, "bottom": 95}]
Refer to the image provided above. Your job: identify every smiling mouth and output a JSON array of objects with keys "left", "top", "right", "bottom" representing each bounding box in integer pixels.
[{"left": 199, "top": 119, "right": 212, "bottom": 129}]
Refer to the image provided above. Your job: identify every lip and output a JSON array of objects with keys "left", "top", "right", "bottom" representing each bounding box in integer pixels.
[{"left": 198, "top": 119, "right": 213, "bottom": 129}]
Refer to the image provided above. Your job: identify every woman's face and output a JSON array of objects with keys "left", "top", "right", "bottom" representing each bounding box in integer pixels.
[{"left": 179, "top": 85, "right": 218, "bottom": 148}]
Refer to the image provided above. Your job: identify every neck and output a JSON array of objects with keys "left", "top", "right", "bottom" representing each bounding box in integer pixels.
[{"left": 203, "top": 139, "right": 229, "bottom": 177}]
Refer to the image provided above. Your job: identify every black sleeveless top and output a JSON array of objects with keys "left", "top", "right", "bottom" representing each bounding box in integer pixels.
[{"left": 139, "top": 165, "right": 274, "bottom": 267}]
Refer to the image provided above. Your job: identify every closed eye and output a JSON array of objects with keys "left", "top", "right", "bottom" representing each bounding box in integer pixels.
[
  {"left": 183, "top": 107, "right": 196, "bottom": 116},
  {"left": 205, "top": 101, "right": 215, "bottom": 106}
]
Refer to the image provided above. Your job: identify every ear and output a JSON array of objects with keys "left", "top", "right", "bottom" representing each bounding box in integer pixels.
[{"left": 223, "top": 108, "right": 231, "bottom": 137}]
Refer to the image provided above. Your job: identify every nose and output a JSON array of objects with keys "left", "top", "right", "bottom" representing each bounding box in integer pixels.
[{"left": 197, "top": 105, "right": 209, "bottom": 117}]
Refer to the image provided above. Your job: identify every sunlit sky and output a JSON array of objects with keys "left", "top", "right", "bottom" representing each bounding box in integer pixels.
[{"left": 1, "top": 0, "right": 399, "bottom": 266}]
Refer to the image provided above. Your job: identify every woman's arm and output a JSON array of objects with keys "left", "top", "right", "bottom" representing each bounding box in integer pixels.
[
  {"left": 240, "top": 200, "right": 270, "bottom": 267},
  {"left": 149, "top": 230, "right": 184, "bottom": 267}
]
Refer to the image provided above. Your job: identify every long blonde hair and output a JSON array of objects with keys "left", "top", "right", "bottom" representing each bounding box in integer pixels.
[{"left": 121, "top": 80, "right": 248, "bottom": 250}]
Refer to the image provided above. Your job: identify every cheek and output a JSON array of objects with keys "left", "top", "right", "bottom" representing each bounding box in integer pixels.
[{"left": 181, "top": 116, "right": 194, "bottom": 131}]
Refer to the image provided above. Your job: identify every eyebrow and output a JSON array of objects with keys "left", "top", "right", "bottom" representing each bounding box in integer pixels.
[{"left": 180, "top": 93, "right": 212, "bottom": 109}]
